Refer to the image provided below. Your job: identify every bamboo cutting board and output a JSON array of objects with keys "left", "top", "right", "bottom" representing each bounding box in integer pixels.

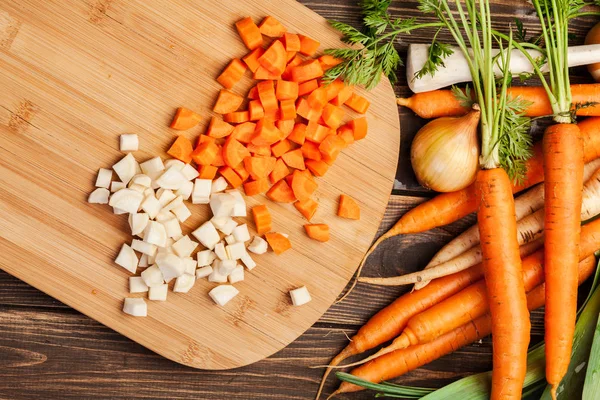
[{"left": 0, "top": 0, "right": 399, "bottom": 369}]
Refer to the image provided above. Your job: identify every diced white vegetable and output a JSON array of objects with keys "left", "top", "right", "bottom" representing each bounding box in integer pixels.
[
  {"left": 143, "top": 187, "right": 154, "bottom": 197},
  {"left": 140, "top": 194, "right": 161, "bottom": 219},
  {"left": 226, "top": 190, "right": 247, "bottom": 217},
  {"left": 129, "top": 276, "right": 149, "bottom": 293},
  {"left": 162, "top": 196, "right": 183, "bottom": 212},
  {"left": 123, "top": 298, "right": 147, "bottom": 317},
  {"left": 157, "top": 189, "right": 177, "bottom": 207},
  {"left": 211, "top": 217, "right": 229, "bottom": 230},
  {"left": 197, "top": 250, "right": 217, "bottom": 266},
  {"left": 131, "top": 174, "right": 151, "bottom": 188},
  {"left": 218, "top": 218, "right": 238, "bottom": 236},
  {"left": 228, "top": 265, "right": 245, "bottom": 284},
  {"left": 183, "top": 257, "right": 197, "bottom": 275},
  {"left": 128, "top": 213, "right": 149, "bottom": 236},
  {"left": 134, "top": 161, "right": 142, "bottom": 175},
  {"left": 110, "top": 181, "right": 126, "bottom": 192},
  {"left": 112, "top": 153, "right": 137, "bottom": 184},
  {"left": 142, "top": 265, "right": 162, "bottom": 285},
  {"left": 148, "top": 284, "right": 168, "bottom": 301},
  {"left": 215, "top": 259, "right": 236, "bottom": 275},
  {"left": 210, "top": 193, "right": 236, "bottom": 218},
  {"left": 162, "top": 217, "right": 183, "bottom": 239},
  {"left": 131, "top": 239, "right": 157, "bottom": 257},
  {"left": 129, "top": 183, "right": 146, "bottom": 193},
  {"left": 120, "top": 134, "right": 139, "bottom": 152},
  {"left": 211, "top": 177, "right": 228, "bottom": 193},
  {"left": 144, "top": 221, "right": 167, "bottom": 247},
  {"left": 224, "top": 235, "right": 236, "bottom": 245},
  {"left": 248, "top": 236, "right": 268, "bottom": 254},
  {"left": 290, "top": 286, "right": 312, "bottom": 306},
  {"left": 240, "top": 252, "right": 256, "bottom": 271},
  {"left": 140, "top": 157, "right": 165, "bottom": 174},
  {"left": 155, "top": 253, "right": 185, "bottom": 280},
  {"left": 138, "top": 253, "right": 149, "bottom": 268},
  {"left": 192, "top": 221, "right": 220, "bottom": 250},
  {"left": 113, "top": 207, "right": 128, "bottom": 215},
  {"left": 147, "top": 171, "right": 162, "bottom": 190},
  {"left": 192, "top": 179, "right": 212, "bottom": 204},
  {"left": 115, "top": 243, "right": 138, "bottom": 274},
  {"left": 147, "top": 252, "right": 156, "bottom": 265},
  {"left": 226, "top": 242, "right": 246, "bottom": 260},
  {"left": 175, "top": 180, "right": 194, "bottom": 201},
  {"left": 209, "top": 285, "right": 239, "bottom": 306},
  {"left": 155, "top": 210, "right": 174, "bottom": 222},
  {"left": 196, "top": 266, "right": 213, "bottom": 279},
  {"left": 172, "top": 203, "right": 192, "bottom": 223},
  {"left": 156, "top": 238, "right": 175, "bottom": 255},
  {"left": 232, "top": 224, "right": 251, "bottom": 243},
  {"left": 172, "top": 235, "right": 198, "bottom": 258},
  {"left": 173, "top": 274, "right": 195, "bottom": 293},
  {"left": 181, "top": 164, "right": 200, "bottom": 180},
  {"left": 95, "top": 168, "right": 112, "bottom": 188},
  {"left": 208, "top": 267, "right": 228, "bottom": 283},
  {"left": 156, "top": 166, "right": 186, "bottom": 190},
  {"left": 88, "top": 188, "right": 110, "bottom": 204},
  {"left": 214, "top": 242, "right": 228, "bottom": 260},
  {"left": 109, "top": 188, "right": 144, "bottom": 214},
  {"left": 164, "top": 159, "right": 185, "bottom": 171}
]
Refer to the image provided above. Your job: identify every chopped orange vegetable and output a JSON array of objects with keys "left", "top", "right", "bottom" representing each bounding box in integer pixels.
[
  {"left": 248, "top": 100, "right": 265, "bottom": 121},
  {"left": 271, "top": 139, "right": 293, "bottom": 158},
  {"left": 264, "top": 108, "right": 280, "bottom": 120},
  {"left": 252, "top": 204, "right": 272, "bottom": 235},
  {"left": 244, "top": 156, "right": 277, "bottom": 180},
  {"left": 247, "top": 143, "right": 272, "bottom": 156},
  {"left": 231, "top": 121, "right": 256, "bottom": 144},
  {"left": 257, "top": 80, "right": 279, "bottom": 112},
  {"left": 265, "top": 232, "right": 292, "bottom": 255},
  {"left": 322, "top": 79, "right": 346, "bottom": 101},
  {"left": 304, "top": 224, "right": 329, "bottom": 242},
  {"left": 291, "top": 169, "right": 318, "bottom": 202},
  {"left": 267, "top": 180, "right": 297, "bottom": 203},
  {"left": 224, "top": 111, "right": 250, "bottom": 124},
  {"left": 298, "top": 79, "right": 319, "bottom": 96},
  {"left": 291, "top": 59, "right": 324, "bottom": 82},
  {"left": 298, "top": 34, "right": 320, "bottom": 56},
  {"left": 219, "top": 166, "right": 243, "bottom": 188},
  {"left": 286, "top": 51, "right": 297, "bottom": 63},
  {"left": 211, "top": 146, "right": 226, "bottom": 167},
  {"left": 170, "top": 107, "right": 202, "bottom": 130},
  {"left": 233, "top": 164, "right": 250, "bottom": 182},
  {"left": 348, "top": 117, "right": 368, "bottom": 140},
  {"left": 270, "top": 158, "right": 291, "bottom": 183},
  {"left": 306, "top": 121, "right": 331, "bottom": 143},
  {"left": 283, "top": 32, "right": 301, "bottom": 52},
  {"left": 198, "top": 165, "right": 218, "bottom": 180},
  {"left": 288, "top": 123, "right": 307, "bottom": 145},
  {"left": 279, "top": 99, "right": 297, "bottom": 120},
  {"left": 337, "top": 124, "right": 355, "bottom": 146},
  {"left": 305, "top": 159, "right": 329, "bottom": 176},
  {"left": 296, "top": 98, "right": 323, "bottom": 122},
  {"left": 282, "top": 54, "right": 304, "bottom": 80},
  {"left": 318, "top": 55, "right": 343, "bottom": 71},
  {"left": 319, "top": 134, "right": 346, "bottom": 164},
  {"left": 258, "top": 40, "right": 287, "bottom": 75},
  {"left": 222, "top": 136, "right": 251, "bottom": 168},
  {"left": 321, "top": 103, "right": 345, "bottom": 129},
  {"left": 235, "top": 17, "right": 263, "bottom": 50},
  {"left": 345, "top": 93, "right": 371, "bottom": 114},
  {"left": 243, "top": 48, "right": 266, "bottom": 73},
  {"left": 338, "top": 194, "right": 360, "bottom": 220},
  {"left": 247, "top": 85, "right": 259, "bottom": 99},
  {"left": 281, "top": 148, "right": 306, "bottom": 170},
  {"left": 302, "top": 141, "right": 322, "bottom": 161},
  {"left": 294, "top": 198, "right": 318, "bottom": 221},
  {"left": 308, "top": 87, "right": 328, "bottom": 109},
  {"left": 213, "top": 89, "right": 244, "bottom": 114},
  {"left": 331, "top": 84, "right": 354, "bottom": 106},
  {"left": 217, "top": 58, "right": 247, "bottom": 89},
  {"left": 258, "top": 16, "right": 286, "bottom": 38},
  {"left": 197, "top": 134, "right": 216, "bottom": 145},
  {"left": 207, "top": 116, "right": 235, "bottom": 138},
  {"left": 276, "top": 120, "right": 295, "bottom": 137},
  {"left": 252, "top": 119, "right": 282, "bottom": 146},
  {"left": 254, "top": 65, "right": 281, "bottom": 80},
  {"left": 191, "top": 140, "right": 219, "bottom": 166},
  {"left": 167, "top": 135, "right": 194, "bottom": 164},
  {"left": 244, "top": 178, "right": 271, "bottom": 196},
  {"left": 276, "top": 80, "right": 299, "bottom": 100}
]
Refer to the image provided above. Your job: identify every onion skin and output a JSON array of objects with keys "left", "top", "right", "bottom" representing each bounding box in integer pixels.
[
  {"left": 585, "top": 22, "right": 600, "bottom": 82},
  {"left": 411, "top": 106, "right": 480, "bottom": 192}
]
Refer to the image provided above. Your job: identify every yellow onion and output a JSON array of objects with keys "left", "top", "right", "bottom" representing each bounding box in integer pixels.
[{"left": 410, "top": 104, "right": 480, "bottom": 192}]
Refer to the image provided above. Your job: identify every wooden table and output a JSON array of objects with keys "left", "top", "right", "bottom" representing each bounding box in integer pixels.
[{"left": 0, "top": 1, "right": 597, "bottom": 398}]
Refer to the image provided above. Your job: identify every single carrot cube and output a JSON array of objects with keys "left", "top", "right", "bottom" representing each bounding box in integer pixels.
[
  {"left": 170, "top": 107, "right": 202, "bottom": 130},
  {"left": 224, "top": 111, "right": 250, "bottom": 124},
  {"left": 331, "top": 85, "right": 354, "bottom": 106},
  {"left": 231, "top": 121, "right": 256, "bottom": 144},
  {"left": 244, "top": 178, "right": 270, "bottom": 197},
  {"left": 305, "top": 121, "right": 331, "bottom": 143},
  {"left": 236, "top": 17, "right": 263, "bottom": 50},
  {"left": 337, "top": 125, "right": 355, "bottom": 147},
  {"left": 276, "top": 120, "right": 295, "bottom": 137},
  {"left": 270, "top": 158, "right": 291, "bottom": 184},
  {"left": 254, "top": 66, "right": 282, "bottom": 80},
  {"left": 247, "top": 85, "right": 259, "bottom": 99},
  {"left": 219, "top": 166, "right": 243, "bottom": 188},
  {"left": 191, "top": 140, "right": 219, "bottom": 166},
  {"left": 319, "top": 134, "right": 346, "bottom": 164},
  {"left": 247, "top": 143, "right": 272, "bottom": 156},
  {"left": 276, "top": 80, "right": 299, "bottom": 100},
  {"left": 217, "top": 58, "right": 247, "bottom": 89},
  {"left": 244, "top": 156, "right": 277, "bottom": 180},
  {"left": 304, "top": 224, "right": 329, "bottom": 242},
  {"left": 258, "top": 16, "right": 286, "bottom": 38},
  {"left": 257, "top": 80, "right": 279, "bottom": 112},
  {"left": 305, "top": 159, "right": 329, "bottom": 177},
  {"left": 258, "top": 40, "right": 287, "bottom": 75},
  {"left": 291, "top": 60, "right": 324, "bottom": 83},
  {"left": 294, "top": 198, "right": 318, "bottom": 221},
  {"left": 282, "top": 33, "right": 301, "bottom": 52},
  {"left": 345, "top": 93, "right": 370, "bottom": 114},
  {"left": 265, "top": 232, "right": 292, "bottom": 255},
  {"left": 348, "top": 117, "right": 368, "bottom": 140},
  {"left": 198, "top": 165, "right": 218, "bottom": 180},
  {"left": 321, "top": 79, "right": 346, "bottom": 101},
  {"left": 222, "top": 136, "right": 251, "bottom": 168},
  {"left": 271, "top": 139, "right": 292, "bottom": 158},
  {"left": 213, "top": 89, "right": 244, "bottom": 114},
  {"left": 318, "top": 55, "right": 343, "bottom": 71},
  {"left": 243, "top": 48, "right": 265, "bottom": 73},
  {"left": 281, "top": 148, "right": 306, "bottom": 170},
  {"left": 252, "top": 119, "right": 282, "bottom": 146},
  {"left": 321, "top": 103, "right": 345, "bottom": 129},
  {"left": 338, "top": 194, "right": 360, "bottom": 220},
  {"left": 267, "top": 180, "right": 297, "bottom": 203},
  {"left": 279, "top": 99, "right": 297, "bottom": 120},
  {"left": 233, "top": 164, "right": 250, "bottom": 183},
  {"left": 290, "top": 169, "right": 318, "bottom": 202},
  {"left": 248, "top": 100, "right": 265, "bottom": 121},
  {"left": 302, "top": 141, "right": 322, "bottom": 161},
  {"left": 167, "top": 135, "right": 194, "bottom": 164},
  {"left": 252, "top": 204, "right": 272, "bottom": 235},
  {"left": 298, "top": 34, "right": 320, "bottom": 57},
  {"left": 298, "top": 79, "right": 319, "bottom": 97},
  {"left": 207, "top": 116, "right": 235, "bottom": 138},
  {"left": 296, "top": 98, "right": 323, "bottom": 122}
]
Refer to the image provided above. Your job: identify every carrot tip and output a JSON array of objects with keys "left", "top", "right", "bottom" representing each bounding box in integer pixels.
[{"left": 324, "top": 390, "right": 341, "bottom": 400}]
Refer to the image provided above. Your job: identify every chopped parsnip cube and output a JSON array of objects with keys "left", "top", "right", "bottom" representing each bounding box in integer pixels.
[
  {"left": 290, "top": 286, "right": 312, "bottom": 306},
  {"left": 129, "top": 276, "right": 149, "bottom": 293},
  {"left": 120, "top": 134, "right": 139, "bottom": 152},
  {"left": 148, "top": 284, "right": 168, "bottom": 301},
  {"left": 95, "top": 168, "right": 112, "bottom": 188},
  {"left": 209, "top": 285, "right": 239, "bottom": 306},
  {"left": 115, "top": 243, "right": 138, "bottom": 273},
  {"left": 123, "top": 298, "right": 147, "bottom": 316},
  {"left": 88, "top": 188, "right": 110, "bottom": 204}
]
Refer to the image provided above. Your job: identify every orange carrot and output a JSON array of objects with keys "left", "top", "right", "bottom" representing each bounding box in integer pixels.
[
  {"left": 243, "top": 48, "right": 265, "bottom": 73},
  {"left": 281, "top": 148, "right": 306, "bottom": 170},
  {"left": 306, "top": 159, "right": 329, "bottom": 176},
  {"left": 276, "top": 80, "right": 299, "bottom": 100},
  {"left": 337, "top": 125, "right": 355, "bottom": 146},
  {"left": 247, "top": 143, "right": 272, "bottom": 156},
  {"left": 270, "top": 158, "right": 291, "bottom": 184},
  {"left": 213, "top": 89, "right": 244, "bottom": 114},
  {"left": 217, "top": 58, "right": 247, "bottom": 89},
  {"left": 257, "top": 81, "right": 279, "bottom": 112},
  {"left": 244, "top": 178, "right": 270, "bottom": 197},
  {"left": 247, "top": 85, "right": 259, "bottom": 100},
  {"left": 206, "top": 116, "right": 234, "bottom": 138},
  {"left": 258, "top": 16, "right": 286, "bottom": 38},
  {"left": 306, "top": 122, "right": 331, "bottom": 143},
  {"left": 248, "top": 100, "right": 265, "bottom": 121},
  {"left": 297, "top": 98, "right": 324, "bottom": 121},
  {"left": 219, "top": 166, "right": 243, "bottom": 188},
  {"left": 344, "top": 93, "right": 370, "bottom": 114},
  {"left": 291, "top": 169, "right": 318, "bottom": 202},
  {"left": 276, "top": 120, "right": 295, "bottom": 137},
  {"left": 302, "top": 141, "right": 322, "bottom": 161},
  {"left": 222, "top": 136, "right": 250, "bottom": 168},
  {"left": 170, "top": 107, "right": 202, "bottom": 130},
  {"left": 321, "top": 79, "right": 346, "bottom": 101},
  {"left": 271, "top": 139, "right": 292, "bottom": 158},
  {"left": 223, "top": 111, "right": 250, "bottom": 124},
  {"left": 233, "top": 164, "right": 250, "bottom": 183},
  {"left": 288, "top": 123, "right": 307, "bottom": 145},
  {"left": 308, "top": 87, "right": 328, "bottom": 109},
  {"left": 331, "top": 85, "right": 355, "bottom": 106},
  {"left": 291, "top": 59, "right": 324, "bottom": 83},
  {"left": 338, "top": 195, "right": 360, "bottom": 220},
  {"left": 282, "top": 54, "right": 304, "bottom": 80},
  {"left": 282, "top": 32, "right": 301, "bottom": 52},
  {"left": 298, "top": 79, "right": 320, "bottom": 97},
  {"left": 251, "top": 205, "right": 272, "bottom": 236},
  {"left": 191, "top": 140, "right": 219, "bottom": 166},
  {"left": 197, "top": 134, "right": 215, "bottom": 145},
  {"left": 244, "top": 156, "right": 277, "bottom": 180},
  {"left": 267, "top": 180, "right": 296, "bottom": 203},
  {"left": 348, "top": 117, "right": 368, "bottom": 140},
  {"left": 235, "top": 17, "right": 263, "bottom": 50},
  {"left": 211, "top": 146, "right": 225, "bottom": 167},
  {"left": 231, "top": 121, "right": 256, "bottom": 144},
  {"left": 294, "top": 198, "right": 318, "bottom": 221},
  {"left": 265, "top": 232, "right": 292, "bottom": 254},
  {"left": 319, "top": 134, "right": 345, "bottom": 164},
  {"left": 254, "top": 66, "right": 281, "bottom": 80},
  {"left": 298, "top": 34, "right": 320, "bottom": 56},
  {"left": 318, "top": 55, "right": 343, "bottom": 71},
  {"left": 279, "top": 99, "right": 297, "bottom": 120},
  {"left": 198, "top": 165, "right": 218, "bottom": 180},
  {"left": 264, "top": 108, "right": 280, "bottom": 120},
  {"left": 252, "top": 119, "right": 282, "bottom": 146},
  {"left": 167, "top": 135, "right": 194, "bottom": 164},
  {"left": 304, "top": 224, "right": 329, "bottom": 242},
  {"left": 258, "top": 40, "right": 287, "bottom": 75}
]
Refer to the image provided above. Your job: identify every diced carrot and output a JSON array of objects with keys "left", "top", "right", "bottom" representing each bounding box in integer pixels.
[
  {"left": 247, "top": 85, "right": 259, "bottom": 100},
  {"left": 219, "top": 166, "right": 243, "bottom": 188},
  {"left": 254, "top": 66, "right": 282, "bottom": 80},
  {"left": 279, "top": 99, "right": 297, "bottom": 120},
  {"left": 252, "top": 204, "right": 272, "bottom": 235},
  {"left": 337, "top": 125, "right": 355, "bottom": 147},
  {"left": 288, "top": 123, "right": 307, "bottom": 145},
  {"left": 308, "top": 87, "right": 328, "bottom": 109},
  {"left": 291, "top": 59, "right": 324, "bottom": 83},
  {"left": 306, "top": 121, "right": 331, "bottom": 143},
  {"left": 247, "top": 143, "right": 272, "bottom": 156},
  {"left": 285, "top": 174, "right": 294, "bottom": 186},
  {"left": 244, "top": 178, "right": 271, "bottom": 196},
  {"left": 231, "top": 121, "right": 256, "bottom": 144},
  {"left": 331, "top": 84, "right": 354, "bottom": 106},
  {"left": 243, "top": 48, "right": 265, "bottom": 73},
  {"left": 321, "top": 103, "right": 345, "bottom": 129},
  {"left": 170, "top": 107, "right": 202, "bottom": 130},
  {"left": 244, "top": 156, "right": 277, "bottom": 179},
  {"left": 222, "top": 136, "right": 251, "bottom": 168},
  {"left": 270, "top": 158, "right": 291, "bottom": 183},
  {"left": 258, "top": 16, "right": 286, "bottom": 38},
  {"left": 236, "top": 17, "right": 263, "bottom": 50},
  {"left": 252, "top": 119, "right": 282, "bottom": 146},
  {"left": 296, "top": 98, "right": 323, "bottom": 122},
  {"left": 305, "top": 159, "right": 329, "bottom": 176},
  {"left": 286, "top": 51, "right": 297, "bottom": 63},
  {"left": 319, "top": 134, "right": 346, "bottom": 164},
  {"left": 302, "top": 141, "right": 322, "bottom": 161},
  {"left": 298, "top": 34, "right": 320, "bottom": 57},
  {"left": 198, "top": 164, "right": 218, "bottom": 180},
  {"left": 265, "top": 232, "right": 292, "bottom": 255},
  {"left": 321, "top": 79, "right": 345, "bottom": 101},
  {"left": 213, "top": 89, "right": 244, "bottom": 114},
  {"left": 167, "top": 135, "right": 194, "bottom": 164},
  {"left": 276, "top": 120, "right": 295, "bottom": 137},
  {"left": 217, "top": 59, "right": 247, "bottom": 89},
  {"left": 283, "top": 32, "right": 301, "bottom": 52},
  {"left": 271, "top": 139, "right": 293, "bottom": 158},
  {"left": 258, "top": 40, "right": 287, "bottom": 75},
  {"left": 233, "top": 164, "right": 250, "bottom": 182},
  {"left": 276, "top": 80, "right": 299, "bottom": 100},
  {"left": 267, "top": 180, "right": 297, "bottom": 203},
  {"left": 348, "top": 117, "right": 368, "bottom": 140},
  {"left": 298, "top": 166, "right": 315, "bottom": 182},
  {"left": 257, "top": 81, "right": 279, "bottom": 112},
  {"left": 191, "top": 140, "right": 219, "bottom": 165},
  {"left": 281, "top": 148, "right": 306, "bottom": 170},
  {"left": 291, "top": 169, "right": 318, "bottom": 202},
  {"left": 282, "top": 54, "right": 304, "bottom": 80},
  {"left": 338, "top": 194, "right": 360, "bottom": 220},
  {"left": 298, "top": 79, "right": 319, "bottom": 97},
  {"left": 207, "top": 116, "right": 235, "bottom": 138},
  {"left": 294, "top": 198, "right": 318, "bottom": 221},
  {"left": 264, "top": 108, "right": 280, "bottom": 120},
  {"left": 224, "top": 111, "right": 250, "bottom": 124},
  {"left": 211, "top": 145, "right": 225, "bottom": 167},
  {"left": 345, "top": 93, "right": 370, "bottom": 114},
  {"left": 318, "top": 55, "right": 343, "bottom": 71},
  {"left": 248, "top": 100, "right": 265, "bottom": 121},
  {"left": 197, "top": 134, "right": 216, "bottom": 146},
  {"left": 304, "top": 224, "right": 329, "bottom": 242}
]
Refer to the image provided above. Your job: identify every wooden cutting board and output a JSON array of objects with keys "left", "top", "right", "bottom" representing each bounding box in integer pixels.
[{"left": 0, "top": 0, "right": 399, "bottom": 369}]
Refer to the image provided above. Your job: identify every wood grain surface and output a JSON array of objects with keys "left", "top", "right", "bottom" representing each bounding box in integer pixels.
[{"left": 0, "top": 0, "right": 599, "bottom": 399}]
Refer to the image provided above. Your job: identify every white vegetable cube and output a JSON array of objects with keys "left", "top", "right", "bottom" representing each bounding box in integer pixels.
[
  {"left": 140, "top": 157, "right": 165, "bottom": 174},
  {"left": 164, "top": 159, "right": 185, "bottom": 171},
  {"left": 214, "top": 242, "right": 228, "bottom": 260},
  {"left": 215, "top": 218, "right": 237, "bottom": 236},
  {"left": 197, "top": 250, "right": 217, "bottom": 266},
  {"left": 226, "top": 242, "right": 246, "bottom": 260},
  {"left": 192, "top": 221, "right": 220, "bottom": 250},
  {"left": 148, "top": 171, "right": 163, "bottom": 189},
  {"left": 224, "top": 235, "right": 236, "bottom": 245},
  {"left": 162, "top": 217, "right": 183, "bottom": 239},
  {"left": 157, "top": 189, "right": 177, "bottom": 207},
  {"left": 140, "top": 194, "right": 161, "bottom": 219},
  {"left": 115, "top": 243, "right": 138, "bottom": 274},
  {"left": 215, "top": 259, "right": 236, "bottom": 275},
  {"left": 155, "top": 210, "right": 174, "bottom": 222},
  {"left": 129, "top": 183, "right": 146, "bottom": 193},
  {"left": 112, "top": 153, "right": 137, "bottom": 184},
  {"left": 110, "top": 181, "right": 126, "bottom": 192},
  {"left": 173, "top": 274, "right": 195, "bottom": 293},
  {"left": 144, "top": 221, "right": 167, "bottom": 247},
  {"left": 155, "top": 253, "right": 185, "bottom": 280},
  {"left": 172, "top": 235, "right": 198, "bottom": 258},
  {"left": 123, "top": 298, "right": 147, "bottom": 317},
  {"left": 211, "top": 177, "right": 228, "bottom": 193},
  {"left": 129, "top": 276, "right": 149, "bottom": 293},
  {"left": 183, "top": 257, "right": 197, "bottom": 275},
  {"left": 181, "top": 164, "right": 200, "bottom": 181},
  {"left": 95, "top": 168, "right": 112, "bottom": 188},
  {"left": 88, "top": 188, "right": 110, "bottom": 204},
  {"left": 156, "top": 238, "right": 175, "bottom": 255},
  {"left": 156, "top": 166, "right": 186, "bottom": 190},
  {"left": 120, "top": 134, "right": 139, "bottom": 152},
  {"left": 129, "top": 213, "right": 149, "bottom": 236},
  {"left": 134, "top": 161, "right": 142, "bottom": 175},
  {"left": 228, "top": 265, "right": 245, "bottom": 284},
  {"left": 248, "top": 236, "right": 268, "bottom": 254},
  {"left": 162, "top": 196, "right": 183, "bottom": 212},
  {"left": 240, "top": 252, "right": 256, "bottom": 271},
  {"left": 192, "top": 179, "right": 212, "bottom": 204},
  {"left": 113, "top": 207, "right": 128, "bottom": 215},
  {"left": 175, "top": 180, "right": 194, "bottom": 201},
  {"left": 209, "top": 285, "right": 239, "bottom": 306},
  {"left": 141, "top": 265, "right": 164, "bottom": 287},
  {"left": 138, "top": 253, "right": 149, "bottom": 268},
  {"left": 226, "top": 190, "right": 247, "bottom": 217},
  {"left": 147, "top": 252, "right": 156, "bottom": 265},
  {"left": 232, "top": 224, "right": 251, "bottom": 243},
  {"left": 148, "top": 284, "right": 168, "bottom": 301},
  {"left": 131, "top": 174, "right": 151, "bottom": 188},
  {"left": 131, "top": 239, "right": 157, "bottom": 257},
  {"left": 108, "top": 188, "right": 144, "bottom": 214},
  {"left": 210, "top": 193, "right": 236, "bottom": 218},
  {"left": 208, "top": 267, "right": 228, "bottom": 283},
  {"left": 196, "top": 266, "right": 213, "bottom": 279},
  {"left": 290, "top": 286, "right": 312, "bottom": 306},
  {"left": 172, "top": 203, "right": 192, "bottom": 223}
]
